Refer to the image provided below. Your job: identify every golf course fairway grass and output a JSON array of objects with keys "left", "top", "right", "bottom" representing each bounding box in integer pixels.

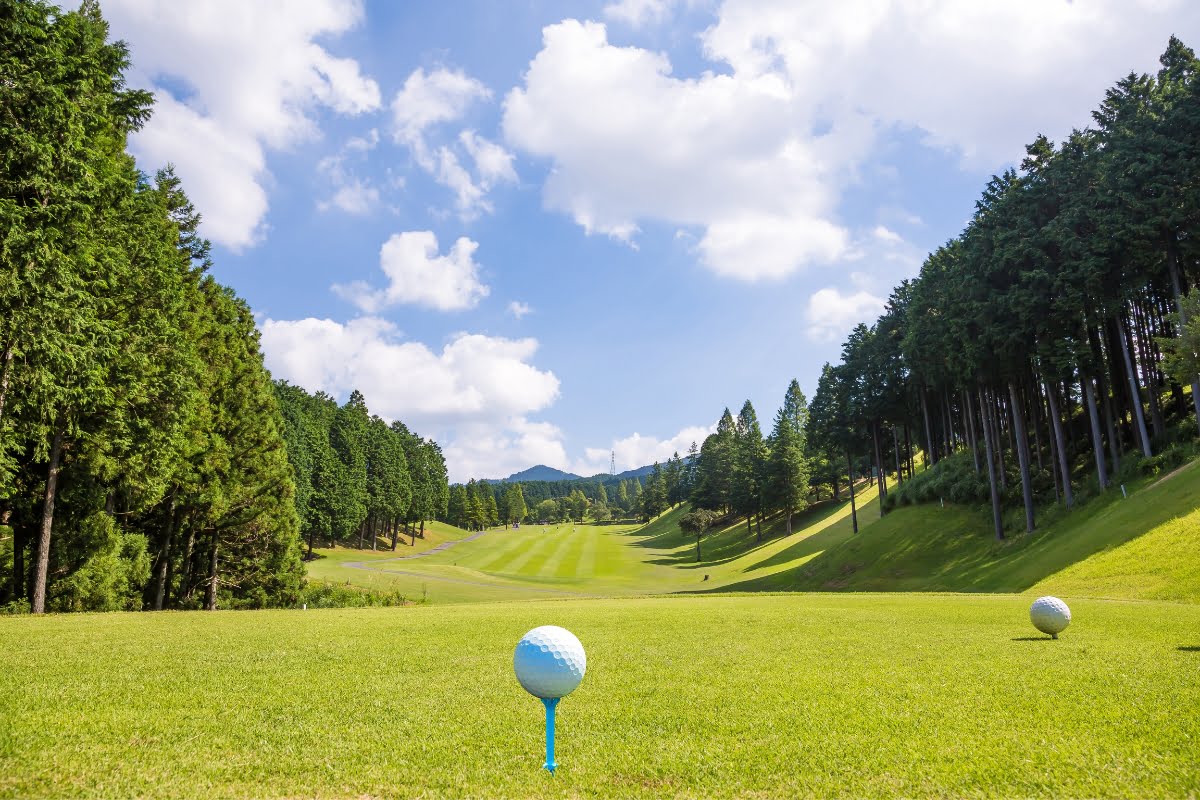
[{"left": 1, "top": 594, "right": 1197, "bottom": 798}]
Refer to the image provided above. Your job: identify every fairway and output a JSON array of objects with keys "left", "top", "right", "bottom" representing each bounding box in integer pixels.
[{"left": 1, "top": 594, "right": 1197, "bottom": 798}]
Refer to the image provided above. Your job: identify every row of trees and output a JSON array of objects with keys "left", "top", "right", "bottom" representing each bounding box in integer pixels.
[
  {"left": 689, "top": 380, "right": 813, "bottom": 538},
  {"left": 807, "top": 37, "right": 1200, "bottom": 538},
  {"left": 274, "top": 385, "right": 448, "bottom": 554},
  {"left": 0, "top": 1, "right": 303, "bottom": 613},
  {"left": 443, "top": 472, "right": 674, "bottom": 528}
]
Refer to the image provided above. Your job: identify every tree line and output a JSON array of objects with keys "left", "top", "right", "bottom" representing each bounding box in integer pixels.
[
  {"left": 686, "top": 380, "right": 812, "bottom": 542},
  {"left": 0, "top": 1, "right": 305, "bottom": 613},
  {"left": 806, "top": 37, "right": 1200, "bottom": 539},
  {"left": 0, "top": 2, "right": 452, "bottom": 613},
  {"left": 274, "top": 384, "right": 448, "bottom": 555}
]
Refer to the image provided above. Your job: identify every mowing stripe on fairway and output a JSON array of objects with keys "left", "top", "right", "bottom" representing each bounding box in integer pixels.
[
  {"left": 531, "top": 527, "right": 583, "bottom": 577},
  {"left": 575, "top": 524, "right": 599, "bottom": 579},
  {"left": 487, "top": 529, "right": 562, "bottom": 576},
  {"left": 466, "top": 530, "right": 535, "bottom": 572},
  {"left": 541, "top": 527, "right": 590, "bottom": 578}
]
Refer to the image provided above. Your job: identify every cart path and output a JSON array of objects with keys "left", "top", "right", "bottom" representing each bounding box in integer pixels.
[{"left": 340, "top": 528, "right": 591, "bottom": 596}]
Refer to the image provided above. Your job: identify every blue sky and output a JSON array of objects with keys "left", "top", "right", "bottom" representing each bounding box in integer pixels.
[{"left": 104, "top": 0, "right": 1200, "bottom": 481}]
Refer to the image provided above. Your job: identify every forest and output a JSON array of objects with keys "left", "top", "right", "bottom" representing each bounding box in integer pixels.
[
  {"left": 274, "top": 383, "right": 448, "bottom": 556},
  {"left": 0, "top": 2, "right": 447, "bottom": 613},
  {"left": 803, "top": 37, "right": 1200, "bottom": 538}
]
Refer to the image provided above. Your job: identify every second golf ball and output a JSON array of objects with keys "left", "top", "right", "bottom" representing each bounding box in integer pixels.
[
  {"left": 1029, "top": 595, "right": 1071, "bottom": 638},
  {"left": 513, "top": 626, "right": 586, "bottom": 698}
]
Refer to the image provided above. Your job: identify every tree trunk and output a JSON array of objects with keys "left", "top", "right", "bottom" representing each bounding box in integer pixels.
[
  {"left": 892, "top": 426, "right": 903, "bottom": 486},
  {"left": 0, "top": 339, "right": 12, "bottom": 430},
  {"left": 1045, "top": 379, "right": 1074, "bottom": 509},
  {"left": 1082, "top": 371, "right": 1109, "bottom": 490},
  {"left": 846, "top": 451, "right": 858, "bottom": 534},
  {"left": 987, "top": 388, "right": 1006, "bottom": 490},
  {"left": 204, "top": 533, "right": 219, "bottom": 611},
  {"left": 1135, "top": 300, "right": 1166, "bottom": 439},
  {"left": 1166, "top": 250, "right": 1200, "bottom": 433},
  {"left": 1118, "top": 314, "right": 1153, "bottom": 457},
  {"left": 178, "top": 525, "right": 196, "bottom": 604},
  {"left": 306, "top": 529, "right": 315, "bottom": 559},
  {"left": 964, "top": 389, "right": 980, "bottom": 474},
  {"left": 920, "top": 390, "right": 936, "bottom": 467},
  {"left": 942, "top": 392, "right": 955, "bottom": 456},
  {"left": 1009, "top": 381, "right": 1035, "bottom": 533},
  {"left": 31, "top": 426, "right": 65, "bottom": 615},
  {"left": 696, "top": 534, "right": 702, "bottom": 562},
  {"left": 904, "top": 425, "right": 915, "bottom": 477},
  {"left": 978, "top": 386, "right": 1004, "bottom": 540},
  {"left": 391, "top": 516, "right": 398, "bottom": 550},
  {"left": 872, "top": 422, "right": 887, "bottom": 517},
  {"left": 10, "top": 524, "right": 23, "bottom": 602},
  {"left": 153, "top": 502, "right": 177, "bottom": 611}
]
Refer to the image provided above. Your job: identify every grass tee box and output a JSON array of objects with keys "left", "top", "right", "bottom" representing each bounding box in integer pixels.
[{"left": 1, "top": 594, "right": 1198, "bottom": 798}]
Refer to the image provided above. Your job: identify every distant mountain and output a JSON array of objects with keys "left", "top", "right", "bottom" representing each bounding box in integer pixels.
[{"left": 498, "top": 464, "right": 583, "bottom": 483}]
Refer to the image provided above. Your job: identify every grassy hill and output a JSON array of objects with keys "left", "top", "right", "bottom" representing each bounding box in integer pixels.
[{"left": 309, "top": 456, "right": 1200, "bottom": 606}]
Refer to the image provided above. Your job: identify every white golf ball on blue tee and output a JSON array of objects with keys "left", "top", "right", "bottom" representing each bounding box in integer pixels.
[
  {"left": 1030, "top": 596, "right": 1071, "bottom": 638},
  {"left": 514, "top": 625, "right": 587, "bottom": 698}
]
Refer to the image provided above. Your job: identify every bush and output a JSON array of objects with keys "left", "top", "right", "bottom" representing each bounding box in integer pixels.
[{"left": 298, "top": 581, "right": 416, "bottom": 609}]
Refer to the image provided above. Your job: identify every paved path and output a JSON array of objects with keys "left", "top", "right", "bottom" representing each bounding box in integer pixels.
[{"left": 341, "top": 528, "right": 588, "bottom": 596}]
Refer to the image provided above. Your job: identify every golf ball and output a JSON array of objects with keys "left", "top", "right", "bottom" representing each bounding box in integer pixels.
[
  {"left": 1030, "top": 596, "right": 1071, "bottom": 637},
  {"left": 513, "top": 626, "right": 586, "bottom": 699}
]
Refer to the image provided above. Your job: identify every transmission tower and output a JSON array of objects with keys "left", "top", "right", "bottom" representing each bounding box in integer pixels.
[{"left": 610, "top": 451, "right": 616, "bottom": 476}]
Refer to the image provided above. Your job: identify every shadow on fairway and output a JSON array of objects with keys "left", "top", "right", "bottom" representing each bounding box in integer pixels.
[
  {"left": 1011, "top": 636, "right": 1055, "bottom": 642},
  {"left": 1177, "top": 646, "right": 1200, "bottom": 652}
]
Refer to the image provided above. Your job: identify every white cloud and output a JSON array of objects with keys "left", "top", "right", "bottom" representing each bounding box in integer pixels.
[
  {"left": 445, "top": 418, "right": 572, "bottom": 483},
  {"left": 318, "top": 129, "right": 381, "bottom": 214},
  {"left": 503, "top": 4, "right": 1200, "bottom": 280},
  {"left": 389, "top": 68, "right": 516, "bottom": 217},
  {"left": 391, "top": 67, "right": 491, "bottom": 145},
  {"left": 508, "top": 301, "right": 533, "bottom": 319},
  {"left": 333, "top": 231, "right": 489, "bottom": 312},
  {"left": 872, "top": 225, "right": 902, "bottom": 244},
  {"left": 106, "top": 0, "right": 380, "bottom": 250},
  {"left": 574, "top": 424, "right": 715, "bottom": 476},
  {"left": 259, "top": 317, "right": 562, "bottom": 481},
  {"left": 502, "top": 20, "right": 854, "bottom": 280},
  {"left": 459, "top": 130, "right": 518, "bottom": 186},
  {"left": 603, "top": 0, "right": 676, "bottom": 28},
  {"left": 805, "top": 286, "right": 886, "bottom": 342}
]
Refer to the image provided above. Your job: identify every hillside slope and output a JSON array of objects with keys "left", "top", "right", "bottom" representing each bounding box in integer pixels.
[{"left": 695, "top": 459, "right": 1200, "bottom": 602}]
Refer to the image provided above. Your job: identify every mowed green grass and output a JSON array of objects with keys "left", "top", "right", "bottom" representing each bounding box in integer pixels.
[
  {"left": 314, "top": 458, "right": 1200, "bottom": 607},
  {"left": 1, "top": 594, "right": 1197, "bottom": 798}
]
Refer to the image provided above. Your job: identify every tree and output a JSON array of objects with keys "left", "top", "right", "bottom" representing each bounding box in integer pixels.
[
  {"left": 679, "top": 509, "right": 719, "bottom": 562},
  {"left": 768, "top": 381, "right": 811, "bottom": 536}
]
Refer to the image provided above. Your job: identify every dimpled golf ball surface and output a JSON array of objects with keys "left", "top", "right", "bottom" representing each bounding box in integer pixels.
[
  {"left": 1030, "top": 595, "right": 1071, "bottom": 636},
  {"left": 513, "top": 626, "right": 586, "bottom": 699}
]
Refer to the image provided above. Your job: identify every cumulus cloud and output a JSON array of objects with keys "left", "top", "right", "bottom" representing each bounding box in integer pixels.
[
  {"left": 603, "top": 0, "right": 676, "bottom": 28},
  {"left": 259, "top": 317, "right": 564, "bottom": 482},
  {"left": 105, "top": 0, "right": 380, "bottom": 250},
  {"left": 503, "top": 3, "right": 1200, "bottom": 280},
  {"left": 390, "top": 68, "right": 516, "bottom": 217},
  {"left": 805, "top": 286, "right": 886, "bottom": 342},
  {"left": 333, "top": 231, "right": 489, "bottom": 312},
  {"left": 445, "top": 418, "right": 573, "bottom": 482},
  {"left": 503, "top": 20, "right": 854, "bottom": 280},
  {"left": 318, "top": 129, "right": 381, "bottom": 214},
  {"left": 508, "top": 301, "right": 533, "bottom": 319},
  {"left": 574, "top": 424, "right": 715, "bottom": 476}
]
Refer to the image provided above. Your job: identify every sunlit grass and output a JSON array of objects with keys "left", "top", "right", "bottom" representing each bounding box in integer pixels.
[{"left": 1, "top": 594, "right": 1196, "bottom": 798}]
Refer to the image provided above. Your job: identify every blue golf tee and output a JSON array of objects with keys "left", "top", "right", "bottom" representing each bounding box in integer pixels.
[{"left": 542, "top": 697, "right": 559, "bottom": 774}]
